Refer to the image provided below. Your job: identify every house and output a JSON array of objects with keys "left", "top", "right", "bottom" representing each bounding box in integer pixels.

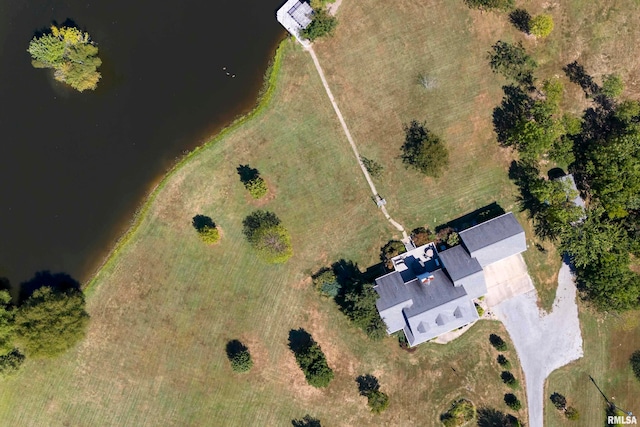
[
  {"left": 276, "top": 0, "right": 314, "bottom": 46},
  {"left": 374, "top": 212, "right": 527, "bottom": 347}
]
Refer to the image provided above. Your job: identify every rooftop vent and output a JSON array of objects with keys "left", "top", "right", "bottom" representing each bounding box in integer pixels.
[{"left": 417, "top": 271, "right": 435, "bottom": 285}]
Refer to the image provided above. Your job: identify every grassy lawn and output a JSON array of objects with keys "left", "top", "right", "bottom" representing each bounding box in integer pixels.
[
  {"left": 2, "top": 0, "right": 640, "bottom": 425},
  {"left": 545, "top": 307, "right": 640, "bottom": 426}
]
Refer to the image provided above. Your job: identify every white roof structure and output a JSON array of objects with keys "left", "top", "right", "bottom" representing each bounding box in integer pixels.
[{"left": 276, "top": 0, "right": 314, "bottom": 47}]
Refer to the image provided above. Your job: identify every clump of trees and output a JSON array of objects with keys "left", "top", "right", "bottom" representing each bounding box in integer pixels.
[
  {"left": 27, "top": 25, "right": 102, "bottom": 92},
  {"left": 237, "top": 165, "right": 268, "bottom": 199},
  {"left": 630, "top": 350, "right": 640, "bottom": 381},
  {"left": 356, "top": 374, "right": 390, "bottom": 414},
  {"left": 401, "top": 121, "right": 449, "bottom": 178},
  {"left": 226, "top": 339, "right": 253, "bottom": 373},
  {"left": 301, "top": 9, "right": 337, "bottom": 41},
  {"left": 476, "top": 407, "right": 521, "bottom": 427},
  {"left": 242, "top": 210, "right": 293, "bottom": 263},
  {"left": 288, "top": 329, "right": 334, "bottom": 388},
  {"left": 463, "top": 0, "right": 514, "bottom": 11},
  {"left": 192, "top": 215, "right": 220, "bottom": 244},
  {"left": 529, "top": 14, "right": 554, "bottom": 38},
  {"left": 488, "top": 41, "right": 537, "bottom": 89},
  {"left": 440, "top": 398, "right": 476, "bottom": 427},
  {"left": 490, "top": 334, "right": 508, "bottom": 351}
]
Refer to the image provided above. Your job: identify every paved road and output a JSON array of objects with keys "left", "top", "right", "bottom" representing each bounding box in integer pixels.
[{"left": 493, "top": 261, "right": 583, "bottom": 427}]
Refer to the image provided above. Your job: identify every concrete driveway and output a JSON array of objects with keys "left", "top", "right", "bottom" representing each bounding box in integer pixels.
[
  {"left": 484, "top": 254, "right": 535, "bottom": 307},
  {"left": 493, "top": 261, "right": 583, "bottom": 427}
]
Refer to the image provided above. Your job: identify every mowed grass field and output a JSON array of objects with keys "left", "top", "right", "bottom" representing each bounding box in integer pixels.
[{"left": 1, "top": 0, "right": 640, "bottom": 425}]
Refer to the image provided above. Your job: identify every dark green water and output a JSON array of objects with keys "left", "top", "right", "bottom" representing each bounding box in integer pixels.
[{"left": 0, "top": 0, "right": 285, "bottom": 287}]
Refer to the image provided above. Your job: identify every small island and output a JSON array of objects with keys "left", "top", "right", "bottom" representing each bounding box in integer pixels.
[{"left": 27, "top": 25, "right": 102, "bottom": 92}]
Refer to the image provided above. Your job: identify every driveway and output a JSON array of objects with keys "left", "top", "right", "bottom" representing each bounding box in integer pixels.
[
  {"left": 484, "top": 254, "right": 535, "bottom": 307},
  {"left": 493, "top": 261, "right": 583, "bottom": 427}
]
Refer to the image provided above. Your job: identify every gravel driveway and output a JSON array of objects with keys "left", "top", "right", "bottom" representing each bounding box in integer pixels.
[{"left": 493, "top": 260, "right": 583, "bottom": 427}]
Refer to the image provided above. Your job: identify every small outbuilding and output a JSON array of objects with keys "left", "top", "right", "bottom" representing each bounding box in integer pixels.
[{"left": 276, "top": 0, "right": 314, "bottom": 46}]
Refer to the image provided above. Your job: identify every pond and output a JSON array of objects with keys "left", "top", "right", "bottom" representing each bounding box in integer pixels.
[{"left": 0, "top": 0, "right": 285, "bottom": 288}]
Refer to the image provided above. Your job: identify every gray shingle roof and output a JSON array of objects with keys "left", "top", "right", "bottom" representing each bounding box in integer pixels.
[
  {"left": 459, "top": 212, "right": 524, "bottom": 253},
  {"left": 438, "top": 245, "right": 483, "bottom": 282}
]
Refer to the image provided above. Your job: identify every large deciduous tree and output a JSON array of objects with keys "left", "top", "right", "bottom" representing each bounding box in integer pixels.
[
  {"left": 242, "top": 210, "right": 293, "bottom": 263},
  {"left": 401, "top": 120, "right": 449, "bottom": 178},
  {"left": 28, "top": 25, "right": 102, "bottom": 92},
  {"left": 16, "top": 286, "right": 90, "bottom": 358},
  {"left": 488, "top": 41, "right": 537, "bottom": 88}
]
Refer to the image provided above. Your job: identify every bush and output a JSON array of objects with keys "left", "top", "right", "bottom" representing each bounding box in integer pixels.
[
  {"left": 411, "top": 227, "right": 433, "bottom": 247},
  {"left": 301, "top": 9, "right": 337, "bottom": 41},
  {"left": 475, "top": 303, "right": 485, "bottom": 317},
  {"left": 497, "top": 354, "right": 512, "bottom": 369},
  {"left": 440, "top": 398, "right": 476, "bottom": 427},
  {"left": 380, "top": 240, "right": 406, "bottom": 270},
  {"left": 463, "top": 0, "right": 514, "bottom": 11},
  {"left": 0, "top": 348, "right": 25, "bottom": 377},
  {"left": 631, "top": 350, "right": 640, "bottom": 381},
  {"left": 243, "top": 210, "right": 293, "bottom": 263},
  {"left": 360, "top": 156, "right": 384, "bottom": 178},
  {"left": 504, "top": 393, "right": 521, "bottom": 410},
  {"left": 226, "top": 340, "right": 253, "bottom": 373},
  {"left": 312, "top": 269, "right": 341, "bottom": 298},
  {"left": 246, "top": 177, "right": 268, "bottom": 199},
  {"left": 16, "top": 286, "right": 89, "bottom": 358},
  {"left": 565, "top": 406, "right": 579, "bottom": 420},
  {"left": 530, "top": 14, "right": 554, "bottom": 38},
  {"left": 401, "top": 121, "right": 449, "bottom": 178},
  {"left": 192, "top": 215, "right": 220, "bottom": 244},
  {"left": 490, "top": 334, "right": 508, "bottom": 351},
  {"left": 501, "top": 371, "right": 519, "bottom": 389},
  {"left": 289, "top": 329, "right": 334, "bottom": 388},
  {"left": 602, "top": 74, "right": 624, "bottom": 98},
  {"left": 446, "top": 231, "right": 460, "bottom": 247},
  {"left": 550, "top": 392, "right": 567, "bottom": 410},
  {"left": 367, "top": 390, "right": 390, "bottom": 414}
]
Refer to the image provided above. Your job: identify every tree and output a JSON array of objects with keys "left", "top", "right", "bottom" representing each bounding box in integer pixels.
[
  {"left": 301, "top": 9, "right": 337, "bottom": 41},
  {"left": 226, "top": 340, "right": 253, "bottom": 373},
  {"left": 291, "top": 415, "right": 322, "bottom": 427},
  {"left": 27, "top": 25, "right": 102, "bottom": 92},
  {"left": 602, "top": 74, "right": 624, "bottom": 98},
  {"left": 528, "top": 177, "right": 584, "bottom": 240},
  {"left": 15, "top": 286, "right": 89, "bottom": 358},
  {"left": 411, "top": 226, "right": 433, "bottom": 246},
  {"left": 342, "top": 284, "right": 387, "bottom": 340},
  {"left": 490, "top": 333, "right": 508, "bottom": 351},
  {"left": 192, "top": 215, "right": 220, "bottom": 244},
  {"left": 0, "top": 290, "right": 15, "bottom": 355},
  {"left": 312, "top": 268, "right": 341, "bottom": 298},
  {"left": 565, "top": 406, "right": 579, "bottom": 420},
  {"left": 288, "top": 329, "right": 334, "bottom": 388},
  {"left": 401, "top": 120, "right": 449, "bottom": 178},
  {"left": 497, "top": 354, "right": 512, "bottom": 369},
  {"left": 440, "top": 398, "right": 476, "bottom": 427},
  {"left": 550, "top": 392, "right": 567, "bottom": 410},
  {"left": 631, "top": 350, "right": 640, "bottom": 381},
  {"left": 242, "top": 211, "right": 293, "bottom": 263},
  {"left": 360, "top": 156, "right": 384, "bottom": 178},
  {"left": 501, "top": 371, "right": 519, "bottom": 389},
  {"left": 504, "top": 393, "right": 522, "bottom": 410},
  {"left": 477, "top": 408, "right": 521, "bottom": 427},
  {"left": 380, "top": 240, "right": 406, "bottom": 270},
  {"left": 529, "top": 14, "right": 554, "bottom": 38},
  {"left": 0, "top": 348, "right": 25, "bottom": 377},
  {"left": 237, "top": 165, "right": 268, "bottom": 199},
  {"left": 463, "top": 0, "right": 514, "bottom": 11},
  {"left": 488, "top": 41, "right": 537, "bottom": 88},
  {"left": 356, "top": 374, "right": 389, "bottom": 414}
]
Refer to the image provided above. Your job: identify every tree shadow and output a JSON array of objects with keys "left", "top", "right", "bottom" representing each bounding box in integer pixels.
[
  {"left": 225, "top": 339, "right": 248, "bottom": 360},
  {"left": 435, "top": 202, "right": 506, "bottom": 233},
  {"left": 564, "top": 61, "right": 600, "bottom": 98},
  {"left": 509, "top": 8, "right": 531, "bottom": 33},
  {"left": 355, "top": 374, "right": 380, "bottom": 396},
  {"left": 492, "top": 84, "right": 533, "bottom": 146},
  {"left": 18, "top": 271, "right": 81, "bottom": 303},
  {"left": 192, "top": 214, "right": 215, "bottom": 231},
  {"left": 547, "top": 167, "right": 566, "bottom": 180},
  {"left": 477, "top": 407, "right": 520, "bottom": 427},
  {"left": 288, "top": 328, "right": 313, "bottom": 355},
  {"left": 237, "top": 164, "right": 260, "bottom": 185},
  {"left": 291, "top": 415, "right": 321, "bottom": 427}
]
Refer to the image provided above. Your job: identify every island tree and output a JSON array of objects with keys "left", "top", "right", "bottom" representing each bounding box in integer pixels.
[
  {"left": 242, "top": 210, "right": 293, "bottom": 263},
  {"left": 27, "top": 25, "right": 102, "bottom": 92},
  {"left": 401, "top": 120, "right": 449, "bottom": 178}
]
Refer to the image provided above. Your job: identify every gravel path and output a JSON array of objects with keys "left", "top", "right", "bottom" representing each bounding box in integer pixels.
[{"left": 493, "top": 260, "right": 583, "bottom": 427}]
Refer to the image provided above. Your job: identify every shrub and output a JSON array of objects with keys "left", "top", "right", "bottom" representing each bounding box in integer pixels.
[
  {"left": 475, "top": 303, "right": 485, "bottom": 317},
  {"left": 490, "top": 334, "right": 508, "bottom": 351},
  {"left": 301, "top": 9, "right": 337, "bottom": 41},
  {"left": 440, "top": 398, "right": 476, "bottom": 427},
  {"left": 631, "top": 350, "right": 640, "bottom": 381},
  {"left": 446, "top": 231, "right": 460, "bottom": 247},
  {"left": 380, "top": 240, "right": 406, "bottom": 270},
  {"left": 530, "top": 14, "right": 554, "bottom": 38},
  {"left": 602, "top": 74, "right": 624, "bottom": 98},
  {"left": 246, "top": 177, "right": 268, "bottom": 199},
  {"left": 550, "top": 392, "right": 567, "bottom": 410},
  {"left": 504, "top": 393, "right": 522, "bottom": 410},
  {"left": 312, "top": 269, "right": 341, "bottom": 298},
  {"left": 226, "top": 340, "right": 253, "bottom": 373},
  {"left": 497, "top": 354, "right": 512, "bottom": 369},
  {"left": 411, "top": 227, "right": 433, "bottom": 247},
  {"left": 463, "top": 0, "right": 514, "bottom": 11},
  {"left": 501, "top": 371, "right": 519, "bottom": 389},
  {"left": 192, "top": 215, "right": 220, "bottom": 244},
  {"left": 0, "top": 348, "right": 25, "bottom": 377},
  {"left": 289, "top": 329, "right": 334, "bottom": 388},
  {"left": 401, "top": 120, "right": 449, "bottom": 178},
  {"left": 367, "top": 390, "right": 390, "bottom": 414},
  {"left": 243, "top": 211, "right": 293, "bottom": 263},
  {"left": 360, "top": 156, "right": 384, "bottom": 178},
  {"left": 565, "top": 406, "right": 579, "bottom": 420}
]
